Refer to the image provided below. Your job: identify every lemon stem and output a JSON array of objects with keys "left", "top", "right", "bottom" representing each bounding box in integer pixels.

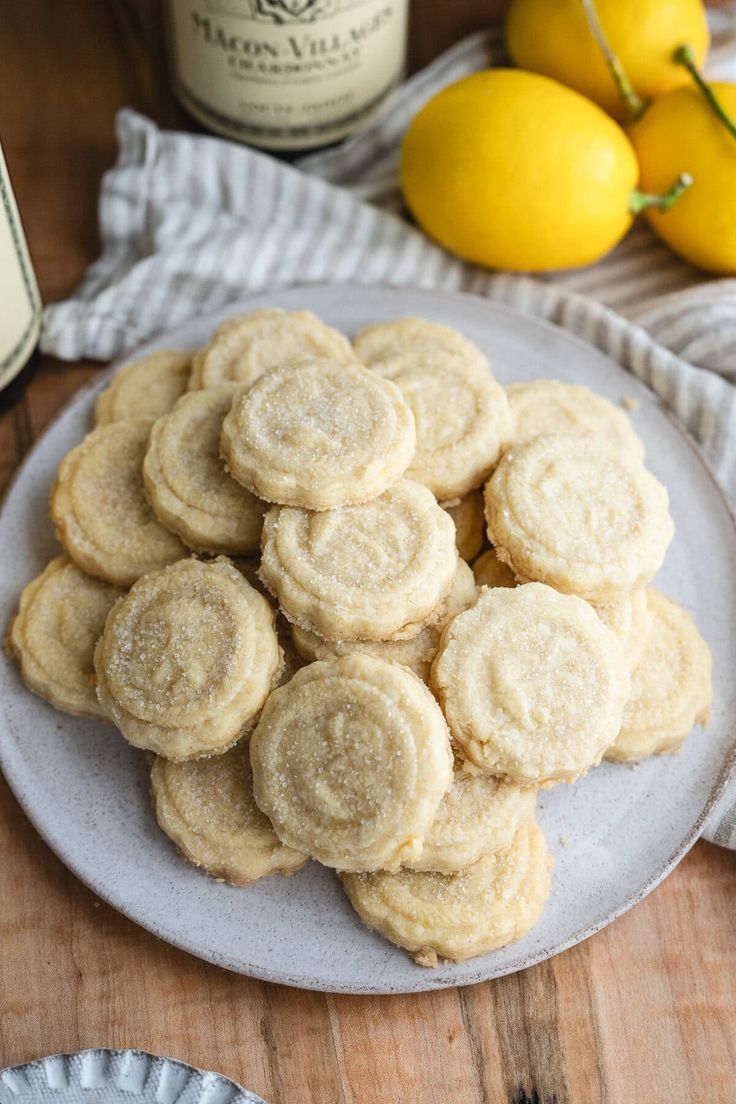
[
  {"left": 581, "top": 0, "right": 647, "bottom": 119},
  {"left": 629, "top": 173, "right": 694, "bottom": 215},
  {"left": 674, "top": 44, "right": 736, "bottom": 143}
]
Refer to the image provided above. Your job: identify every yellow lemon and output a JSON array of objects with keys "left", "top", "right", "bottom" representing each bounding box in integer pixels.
[
  {"left": 628, "top": 83, "right": 736, "bottom": 274},
  {"left": 400, "top": 69, "right": 639, "bottom": 272},
  {"left": 505, "top": 0, "right": 709, "bottom": 120}
]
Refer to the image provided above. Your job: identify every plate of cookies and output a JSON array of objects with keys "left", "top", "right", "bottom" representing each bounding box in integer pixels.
[{"left": 1, "top": 283, "right": 734, "bottom": 994}]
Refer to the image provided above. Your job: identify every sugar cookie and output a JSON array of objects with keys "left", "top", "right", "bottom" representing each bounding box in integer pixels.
[
  {"left": 95, "top": 350, "right": 192, "bottom": 426},
  {"left": 432, "top": 583, "right": 630, "bottom": 784},
  {"left": 151, "top": 742, "right": 307, "bottom": 885},
  {"left": 7, "top": 556, "right": 123, "bottom": 718},
  {"left": 370, "top": 351, "right": 512, "bottom": 500},
  {"left": 472, "top": 548, "right": 517, "bottom": 589},
  {"left": 594, "top": 588, "right": 652, "bottom": 673},
  {"left": 143, "top": 387, "right": 265, "bottom": 554},
  {"left": 250, "top": 655, "right": 453, "bottom": 872},
  {"left": 221, "top": 359, "right": 415, "bottom": 510},
  {"left": 606, "top": 590, "right": 712, "bottom": 762},
  {"left": 95, "top": 558, "right": 280, "bottom": 760},
  {"left": 443, "top": 491, "right": 485, "bottom": 562},
  {"left": 51, "top": 420, "right": 187, "bottom": 587},
  {"left": 506, "top": 379, "right": 645, "bottom": 460},
  {"left": 341, "top": 820, "right": 552, "bottom": 965},
  {"left": 405, "top": 772, "right": 537, "bottom": 874},
  {"left": 353, "top": 317, "right": 488, "bottom": 371},
  {"left": 259, "top": 480, "right": 458, "bottom": 641},
  {"left": 485, "top": 434, "right": 673, "bottom": 603},
  {"left": 290, "top": 559, "right": 477, "bottom": 684},
  {"left": 191, "top": 308, "right": 355, "bottom": 390}
]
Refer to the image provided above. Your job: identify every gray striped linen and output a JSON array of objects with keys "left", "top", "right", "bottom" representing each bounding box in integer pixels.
[{"left": 41, "top": 10, "right": 736, "bottom": 846}]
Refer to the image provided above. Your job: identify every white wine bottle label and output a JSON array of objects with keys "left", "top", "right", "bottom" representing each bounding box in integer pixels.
[
  {"left": 0, "top": 146, "right": 41, "bottom": 392},
  {"left": 166, "top": 0, "right": 409, "bottom": 150}
]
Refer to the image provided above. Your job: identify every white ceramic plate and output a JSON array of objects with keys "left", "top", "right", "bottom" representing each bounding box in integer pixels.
[
  {"left": 0, "top": 1049, "right": 265, "bottom": 1104},
  {"left": 1, "top": 284, "right": 735, "bottom": 995}
]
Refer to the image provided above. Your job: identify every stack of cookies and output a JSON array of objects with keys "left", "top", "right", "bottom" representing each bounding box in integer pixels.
[{"left": 6, "top": 308, "right": 713, "bottom": 969}]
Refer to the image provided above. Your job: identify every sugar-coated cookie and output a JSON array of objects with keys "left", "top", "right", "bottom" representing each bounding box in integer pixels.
[
  {"left": 485, "top": 434, "right": 673, "bottom": 603},
  {"left": 506, "top": 379, "right": 644, "bottom": 460},
  {"left": 443, "top": 491, "right": 485, "bottom": 562},
  {"left": 7, "top": 556, "right": 123, "bottom": 718},
  {"left": 606, "top": 589, "right": 712, "bottom": 761},
  {"left": 432, "top": 583, "right": 630, "bottom": 784},
  {"left": 189, "top": 308, "right": 355, "bottom": 390},
  {"left": 353, "top": 316, "right": 488, "bottom": 372},
  {"left": 51, "top": 420, "right": 187, "bottom": 587},
  {"left": 290, "top": 559, "right": 477, "bottom": 684},
  {"left": 593, "top": 588, "right": 652, "bottom": 673},
  {"left": 472, "top": 548, "right": 517, "bottom": 589},
  {"left": 221, "top": 359, "right": 416, "bottom": 510},
  {"left": 151, "top": 742, "right": 307, "bottom": 885},
  {"left": 341, "top": 820, "right": 552, "bottom": 965},
  {"left": 405, "top": 772, "right": 537, "bottom": 874},
  {"left": 143, "top": 387, "right": 265, "bottom": 554},
  {"left": 95, "top": 558, "right": 281, "bottom": 760},
  {"left": 250, "top": 655, "right": 453, "bottom": 872},
  {"left": 259, "top": 480, "right": 458, "bottom": 641},
  {"left": 95, "top": 350, "right": 191, "bottom": 426},
  {"left": 371, "top": 351, "right": 512, "bottom": 500}
]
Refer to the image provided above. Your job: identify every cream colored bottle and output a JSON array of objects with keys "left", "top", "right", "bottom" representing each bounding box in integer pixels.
[
  {"left": 165, "top": 0, "right": 409, "bottom": 152},
  {"left": 0, "top": 145, "right": 41, "bottom": 392}
]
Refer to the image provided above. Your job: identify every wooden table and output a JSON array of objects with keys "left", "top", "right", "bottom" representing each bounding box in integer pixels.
[{"left": 1, "top": 4, "right": 735, "bottom": 1101}]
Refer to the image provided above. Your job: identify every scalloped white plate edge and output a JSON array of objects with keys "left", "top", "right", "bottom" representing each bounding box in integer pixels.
[{"left": 0, "top": 1049, "right": 266, "bottom": 1104}]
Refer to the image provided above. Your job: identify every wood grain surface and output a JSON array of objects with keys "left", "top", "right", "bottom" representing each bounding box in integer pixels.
[{"left": 1, "top": 3, "right": 735, "bottom": 1102}]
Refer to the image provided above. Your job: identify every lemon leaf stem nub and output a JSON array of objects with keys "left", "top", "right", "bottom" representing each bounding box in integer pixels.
[
  {"left": 674, "top": 44, "right": 736, "bottom": 144},
  {"left": 629, "top": 173, "right": 694, "bottom": 215},
  {"left": 581, "top": 0, "right": 647, "bottom": 119}
]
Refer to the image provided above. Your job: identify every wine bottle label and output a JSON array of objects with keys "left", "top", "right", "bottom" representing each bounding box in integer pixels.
[
  {"left": 166, "top": 0, "right": 409, "bottom": 150},
  {"left": 0, "top": 146, "right": 41, "bottom": 392}
]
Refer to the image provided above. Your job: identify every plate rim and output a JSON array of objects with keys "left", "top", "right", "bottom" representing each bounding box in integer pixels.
[
  {"left": 0, "top": 1047, "right": 265, "bottom": 1103},
  {"left": 1, "top": 281, "right": 735, "bottom": 994}
]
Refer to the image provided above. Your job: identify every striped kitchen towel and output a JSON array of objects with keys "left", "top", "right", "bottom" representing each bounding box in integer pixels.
[{"left": 41, "top": 10, "right": 736, "bottom": 845}]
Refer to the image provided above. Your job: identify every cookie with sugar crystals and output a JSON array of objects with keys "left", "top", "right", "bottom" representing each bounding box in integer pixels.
[
  {"left": 485, "top": 434, "right": 673, "bottom": 603},
  {"left": 7, "top": 555, "right": 123, "bottom": 718},
  {"left": 405, "top": 772, "right": 537, "bottom": 874},
  {"left": 341, "top": 820, "right": 552, "bottom": 966},
  {"left": 472, "top": 548, "right": 517, "bottom": 589},
  {"left": 606, "top": 589, "right": 712, "bottom": 762},
  {"left": 190, "top": 308, "right": 355, "bottom": 390},
  {"left": 593, "top": 588, "right": 652, "bottom": 673},
  {"left": 353, "top": 316, "right": 488, "bottom": 372},
  {"left": 143, "top": 386, "right": 265, "bottom": 554},
  {"left": 259, "top": 480, "right": 458, "bottom": 642},
  {"left": 250, "top": 655, "right": 453, "bottom": 872},
  {"left": 151, "top": 742, "right": 307, "bottom": 886},
  {"left": 290, "top": 559, "right": 477, "bottom": 684},
  {"left": 431, "top": 583, "right": 630, "bottom": 785},
  {"left": 95, "top": 557, "right": 281, "bottom": 761},
  {"left": 95, "top": 350, "right": 192, "bottom": 426},
  {"left": 443, "top": 490, "right": 486, "bottom": 562},
  {"left": 221, "top": 358, "right": 416, "bottom": 510},
  {"left": 506, "top": 379, "right": 645, "bottom": 460},
  {"left": 371, "top": 351, "right": 513, "bottom": 500},
  {"left": 51, "top": 420, "right": 187, "bottom": 587}
]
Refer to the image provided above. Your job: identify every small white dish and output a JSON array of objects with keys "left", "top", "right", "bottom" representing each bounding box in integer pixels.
[
  {"left": 1, "top": 284, "right": 735, "bottom": 994},
  {"left": 0, "top": 1050, "right": 266, "bottom": 1104}
]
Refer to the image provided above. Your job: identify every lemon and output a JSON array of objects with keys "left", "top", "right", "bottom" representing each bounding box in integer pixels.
[
  {"left": 505, "top": 0, "right": 709, "bottom": 120},
  {"left": 400, "top": 69, "right": 639, "bottom": 272},
  {"left": 628, "top": 83, "right": 736, "bottom": 274}
]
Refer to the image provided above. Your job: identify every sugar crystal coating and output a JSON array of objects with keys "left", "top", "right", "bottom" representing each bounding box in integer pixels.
[
  {"left": 221, "top": 358, "right": 417, "bottom": 510},
  {"left": 250, "top": 655, "right": 453, "bottom": 872},
  {"left": 95, "top": 557, "right": 280, "bottom": 760}
]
